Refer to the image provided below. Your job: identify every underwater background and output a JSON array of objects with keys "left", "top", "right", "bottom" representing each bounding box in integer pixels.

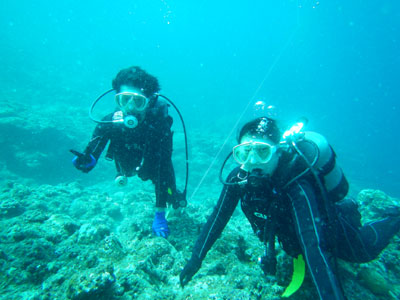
[{"left": 1, "top": 0, "right": 399, "bottom": 299}]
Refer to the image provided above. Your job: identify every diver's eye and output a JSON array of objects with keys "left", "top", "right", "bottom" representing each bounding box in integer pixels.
[{"left": 258, "top": 148, "right": 269, "bottom": 154}]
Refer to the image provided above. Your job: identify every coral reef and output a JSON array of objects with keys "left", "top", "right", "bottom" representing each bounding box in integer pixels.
[
  {"left": 0, "top": 177, "right": 399, "bottom": 299},
  {"left": 0, "top": 100, "right": 107, "bottom": 185},
  {"left": 1, "top": 102, "right": 399, "bottom": 299}
]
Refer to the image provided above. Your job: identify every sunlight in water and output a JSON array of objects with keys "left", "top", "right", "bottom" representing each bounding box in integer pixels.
[
  {"left": 160, "top": 0, "right": 173, "bottom": 24},
  {"left": 298, "top": 0, "right": 321, "bottom": 9}
]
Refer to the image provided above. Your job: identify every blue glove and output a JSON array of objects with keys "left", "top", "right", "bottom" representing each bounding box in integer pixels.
[
  {"left": 71, "top": 150, "right": 97, "bottom": 173},
  {"left": 152, "top": 211, "right": 170, "bottom": 238}
]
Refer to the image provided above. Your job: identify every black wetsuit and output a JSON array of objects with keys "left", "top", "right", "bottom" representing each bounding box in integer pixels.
[
  {"left": 83, "top": 100, "right": 177, "bottom": 208},
  {"left": 189, "top": 143, "right": 400, "bottom": 300}
]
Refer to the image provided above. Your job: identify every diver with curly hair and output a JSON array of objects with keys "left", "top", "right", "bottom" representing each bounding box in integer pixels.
[
  {"left": 71, "top": 66, "right": 188, "bottom": 238},
  {"left": 180, "top": 116, "right": 400, "bottom": 299}
]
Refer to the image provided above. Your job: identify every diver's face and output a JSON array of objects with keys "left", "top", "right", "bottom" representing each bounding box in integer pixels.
[
  {"left": 235, "top": 135, "right": 279, "bottom": 173},
  {"left": 117, "top": 85, "right": 149, "bottom": 116}
]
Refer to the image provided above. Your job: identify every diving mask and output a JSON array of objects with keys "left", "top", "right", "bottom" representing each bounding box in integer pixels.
[
  {"left": 115, "top": 92, "right": 149, "bottom": 112},
  {"left": 233, "top": 141, "right": 276, "bottom": 165}
]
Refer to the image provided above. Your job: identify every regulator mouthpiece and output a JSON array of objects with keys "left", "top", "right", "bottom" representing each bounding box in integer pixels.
[{"left": 124, "top": 115, "right": 138, "bottom": 129}]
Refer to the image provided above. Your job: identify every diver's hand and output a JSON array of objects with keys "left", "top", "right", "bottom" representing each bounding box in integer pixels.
[
  {"left": 152, "top": 211, "right": 170, "bottom": 238},
  {"left": 71, "top": 149, "right": 97, "bottom": 173},
  {"left": 180, "top": 256, "right": 202, "bottom": 287}
]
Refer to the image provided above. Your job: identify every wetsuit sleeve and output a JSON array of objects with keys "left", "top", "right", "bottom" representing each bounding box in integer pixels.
[
  {"left": 156, "top": 117, "right": 175, "bottom": 208},
  {"left": 190, "top": 170, "right": 242, "bottom": 262},
  {"left": 83, "top": 116, "right": 112, "bottom": 161},
  {"left": 286, "top": 180, "right": 346, "bottom": 300}
]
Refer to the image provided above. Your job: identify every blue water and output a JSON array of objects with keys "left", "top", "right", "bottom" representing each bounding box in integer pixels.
[{"left": 1, "top": 0, "right": 399, "bottom": 196}]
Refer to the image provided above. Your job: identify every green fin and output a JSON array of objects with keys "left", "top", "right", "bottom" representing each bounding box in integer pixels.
[{"left": 282, "top": 254, "right": 306, "bottom": 298}]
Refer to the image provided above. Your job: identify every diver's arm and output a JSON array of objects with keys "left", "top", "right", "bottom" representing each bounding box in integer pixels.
[
  {"left": 287, "top": 180, "right": 346, "bottom": 300},
  {"left": 180, "top": 177, "right": 241, "bottom": 286},
  {"left": 154, "top": 133, "right": 175, "bottom": 208},
  {"left": 147, "top": 111, "right": 175, "bottom": 208},
  {"left": 71, "top": 115, "right": 112, "bottom": 173},
  {"left": 191, "top": 170, "right": 242, "bottom": 262},
  {"left": 84, "top": 116, "right": 113, "bottom": 161}
]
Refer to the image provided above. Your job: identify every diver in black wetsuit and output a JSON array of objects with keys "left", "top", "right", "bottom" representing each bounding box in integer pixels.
[
  {"left": 180, "top": 117, "right": 400, "bottom": 300},
  {"left": 71, "top": 66, "right": 187, "bottom": 238}
]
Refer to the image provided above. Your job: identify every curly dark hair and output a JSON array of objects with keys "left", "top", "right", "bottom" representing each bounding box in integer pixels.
[
  {"left": 237, "top": 117, "right": 281, "bottom": 144},
  {"left": 112, "top": 66, "right": 161, "bottom": 97}
]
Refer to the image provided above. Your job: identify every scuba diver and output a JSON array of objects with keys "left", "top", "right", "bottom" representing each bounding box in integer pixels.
[
  {"left": 71, "top": 66, "right": 188, "bottom": 238},
  {"left": 179, "top": 116, "right": 400, "bottom": 299}
]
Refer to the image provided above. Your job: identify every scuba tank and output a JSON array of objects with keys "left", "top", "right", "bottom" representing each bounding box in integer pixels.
[{"left": 283, "top": 129, "right": 349, "bottom": 202}]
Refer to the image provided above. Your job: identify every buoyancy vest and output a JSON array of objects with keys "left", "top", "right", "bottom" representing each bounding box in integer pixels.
[{"left": 105, "top": 99, "right": 171, "bottom": 162}]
